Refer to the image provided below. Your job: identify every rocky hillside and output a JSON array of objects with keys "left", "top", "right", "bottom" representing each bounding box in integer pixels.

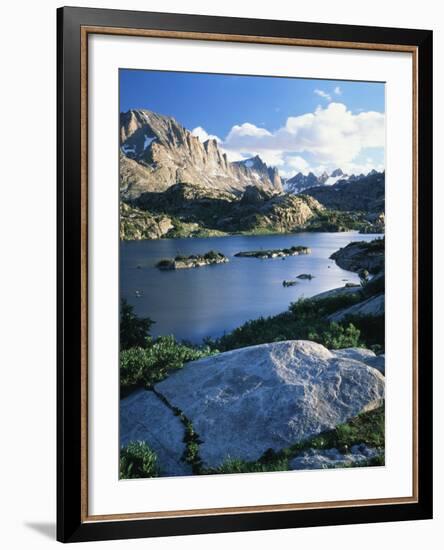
[
  {"left": 122, "top": 182, "right": 324, "bottom": 239},
  {"left": 120, "top": 109, "right": 283, "bottom": 198}
]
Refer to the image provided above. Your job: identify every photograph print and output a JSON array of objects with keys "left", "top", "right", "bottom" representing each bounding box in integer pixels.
[{"left": 119, "top": 69, "right": 385, "bottom": 479}]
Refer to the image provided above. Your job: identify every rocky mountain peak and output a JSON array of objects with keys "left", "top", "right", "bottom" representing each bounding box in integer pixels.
[
  {"left": 233, "top": 156, "right": 283, "bottom": 192},
  {"left": 318, "top": 171, "right": 330, "bottom": 184},
  {"left": 120, "top": 109, "right": 283, "bottom": 198},
  {"left": 331, "top": 168, "right": 344, "bottom": 177}
]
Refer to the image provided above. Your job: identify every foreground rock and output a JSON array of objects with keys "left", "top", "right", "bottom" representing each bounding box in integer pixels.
[
  {"left": 334, "top": 348, "right": 385, "bottom": 375},
  {"left": 155, "top": 340, "right": 385, "bottom": 469},
  {"left": 290, "top": 444, "right": 380, "bottom": 470},
  {"left": 120, "top": 389, "right": 192, "bottom": 476}
]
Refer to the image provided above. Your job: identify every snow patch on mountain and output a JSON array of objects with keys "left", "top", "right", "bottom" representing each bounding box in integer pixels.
[{"left": 144, "top": 135, "right": 156, "bottom": 150}]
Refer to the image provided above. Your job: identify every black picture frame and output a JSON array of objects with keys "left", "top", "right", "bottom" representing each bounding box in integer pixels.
[{"left": 57, "top": 6, "right": 433, "bottom": 543}]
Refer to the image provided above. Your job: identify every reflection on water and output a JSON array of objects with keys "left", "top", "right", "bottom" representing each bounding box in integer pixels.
[{"left": 120, "top": 232, "right": 382, "bottom": 343}]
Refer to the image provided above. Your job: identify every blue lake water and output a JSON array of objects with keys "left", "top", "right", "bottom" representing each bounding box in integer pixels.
[{"left": 120, "top": 232, "right": 382, "bottom": 343}]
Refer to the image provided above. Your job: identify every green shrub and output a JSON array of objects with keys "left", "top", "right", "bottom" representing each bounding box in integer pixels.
[
  {"left": 343, "top": 314, "right": 385, "bottom": 350},
  {"left": 120, "top": 441, "right": 160, "bottom": 479},
  {"left": 120, "top": 335, "right": 216, "bottom": 392},
  {"left": 120, "top": 299, "right": 154, "bottom": 350},
  {"left": 308, "top": 322, "right": 361, "bottom": 349}
]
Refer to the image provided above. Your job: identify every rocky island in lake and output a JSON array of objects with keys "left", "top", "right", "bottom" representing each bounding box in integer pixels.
[
  {"left": 234, "top": 245, "right": 310, "bottom": 259},
  {"left": 156, "top": 250, "right": 229, "bottom": 270}
]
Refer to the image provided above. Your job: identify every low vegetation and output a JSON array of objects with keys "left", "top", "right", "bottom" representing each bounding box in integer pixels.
[
  {"left": 120, "top": 441, "right": 160, "bottom": 479},
  {"left": 120, "top": 336, "right": 216, "bottom": 395},
  {"left": 120, "top": 299, "right": 155, "bottom": 350},
  {"left": 120, "top": 300, "right": 217, "bottom": 395}
]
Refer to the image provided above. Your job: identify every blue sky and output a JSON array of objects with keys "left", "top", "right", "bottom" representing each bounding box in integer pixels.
[{"left": 120, "top": 69, "right": 385, "bottom": 177}]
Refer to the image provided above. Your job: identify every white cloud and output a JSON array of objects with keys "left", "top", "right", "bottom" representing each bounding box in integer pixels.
[
  {"left": 192, "top": 104, "right": 384, "bottom": 177},
  {"left": 221, "top": 102, "right": 385, "bottom": 171},
  {"left": 225, "top": 122, "right": 271, "bottom": 142},
  {"left": 191, "top": 126, "right": 221, "bottom": 143},
  {"left": 334, "top": 86, "right": 342, "bottom": 95},
  {"left": 285, "top": 156, "right": 311, "bottom": 175},
  {"left": 314, "top": 89, "right": 332, "bottom": 101}
]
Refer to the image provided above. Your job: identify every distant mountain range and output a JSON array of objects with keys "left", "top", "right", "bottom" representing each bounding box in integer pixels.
[
  {"left": 119, "top": 109, "right": 385, "bottom": 239},
  {"left": 283, "top": 168, "right": 381, "bottom": 194}
]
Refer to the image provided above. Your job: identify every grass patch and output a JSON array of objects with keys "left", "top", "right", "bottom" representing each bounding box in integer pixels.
[
  {"left": 120, "top": 441, "right": 160, "bottom": 479},
  {"left": 120, "top": 335, "right": 217, "bottom": 395}
]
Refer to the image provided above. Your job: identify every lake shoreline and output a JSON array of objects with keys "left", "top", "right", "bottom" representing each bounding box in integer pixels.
[{"left": 120, "top": 231, "right": 383, "bottom": 344}]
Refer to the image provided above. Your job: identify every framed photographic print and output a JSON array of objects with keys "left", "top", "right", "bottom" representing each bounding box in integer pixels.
[{"left": 57, "top": 6, "right": 433, "bottom": 543}]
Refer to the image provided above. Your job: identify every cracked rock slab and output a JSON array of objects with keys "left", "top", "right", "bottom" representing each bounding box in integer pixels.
[
  {"left": 120, "top": 389, "right": 192, "bottom": 477},
  {"left": 155, "top": 340, "right": 385, "bottom": 469}
]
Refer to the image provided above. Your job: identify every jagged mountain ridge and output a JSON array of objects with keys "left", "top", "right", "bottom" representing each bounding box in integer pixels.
[
  {"left": 284, "top": 168, "right": 383, "bottom": 195},
  {"left": 120, "top": 109, "right": 283, "bottom": 198},
  {"left": 284, "top": 168, "right": 348, "bottom": 194},
  {"left": 303, "top": 171, "right": 385, "bottom": 213}
]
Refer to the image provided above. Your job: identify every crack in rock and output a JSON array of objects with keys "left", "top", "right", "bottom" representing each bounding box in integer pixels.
[{"left": 120, "top": 388, "right": 192, "bottom": 477}]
